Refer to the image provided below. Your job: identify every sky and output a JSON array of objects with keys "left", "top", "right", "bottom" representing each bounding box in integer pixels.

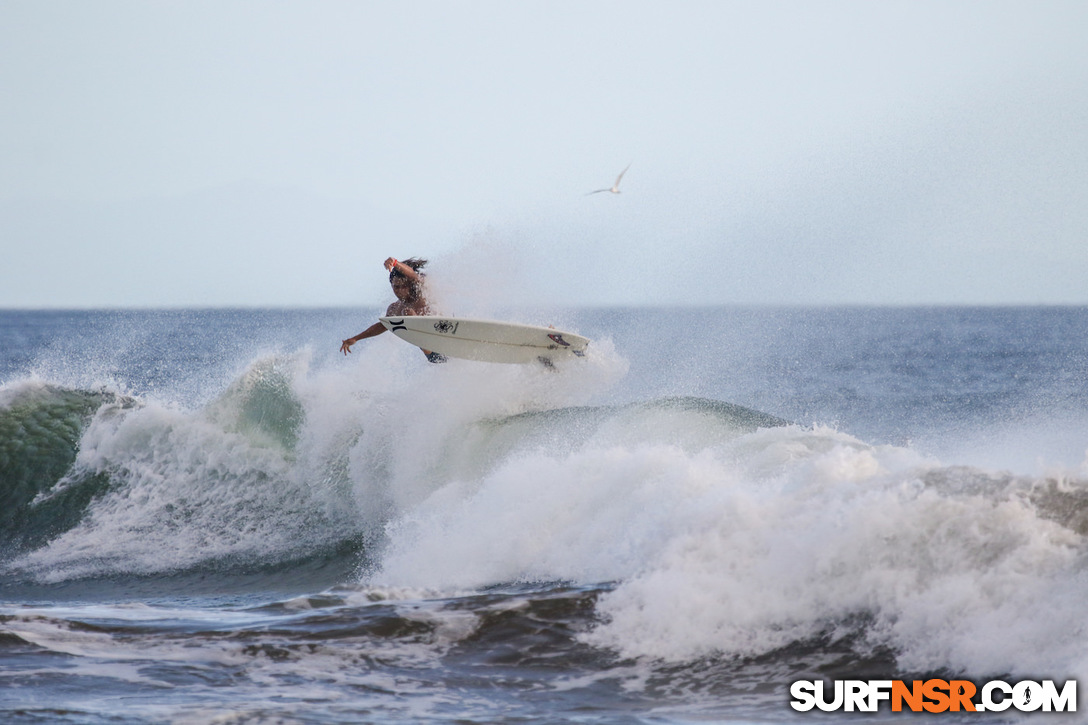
[{"left": 1, "top": 0, "right": 1086, "bottom": 308}]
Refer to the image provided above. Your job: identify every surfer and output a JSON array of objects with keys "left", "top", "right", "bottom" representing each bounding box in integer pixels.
[{"left": 340, "top": 257, "right": 447, "bottom": 362}]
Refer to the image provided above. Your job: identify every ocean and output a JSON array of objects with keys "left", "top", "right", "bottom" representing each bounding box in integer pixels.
[{"left": 2, "top": 306, "right": 1087, "bottom": 723}]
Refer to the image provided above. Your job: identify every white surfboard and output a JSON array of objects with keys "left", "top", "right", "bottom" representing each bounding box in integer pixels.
[{"left": 379, "top": 316, "right": 590, "bottom": 365}]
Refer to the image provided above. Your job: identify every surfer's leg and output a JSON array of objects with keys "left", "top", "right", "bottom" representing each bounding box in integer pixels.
[{"left": 425, "top": 351, "right": 448, "bottom": 364}]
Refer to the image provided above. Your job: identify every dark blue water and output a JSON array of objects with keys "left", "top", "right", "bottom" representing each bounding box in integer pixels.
[{"left": 2, "top": 307, "right": 1087, "bottom": 723}]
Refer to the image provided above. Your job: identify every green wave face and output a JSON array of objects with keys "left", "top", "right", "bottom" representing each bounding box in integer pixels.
[{"left": 0, "top": 385, "right": 119, "bottom": 550}]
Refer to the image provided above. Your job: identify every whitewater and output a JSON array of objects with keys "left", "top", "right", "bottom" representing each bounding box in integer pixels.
[{"left": 2, "top": 306, "right": 1087, "bottom": 724}]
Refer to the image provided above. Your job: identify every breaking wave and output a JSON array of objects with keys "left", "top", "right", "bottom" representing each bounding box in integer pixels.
[{"left": 3, "top": 334, "right": 1088, "bottom": 683}]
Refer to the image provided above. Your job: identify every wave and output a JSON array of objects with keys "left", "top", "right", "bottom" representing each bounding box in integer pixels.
[
  {"left": 0, "top": 383, "right": 126, "bottom": 552},
  {"left": 365, "top": 401, "right": 1088, "bottom": 679},
  {"left": 0, "top": 345, "right": 773, "bottom": 585},
  {"left": 4, "top": 345, "right": 1088, "bottom": 682},
  {"left": 0, "top": 342, "right": 630, "bottom": 583},
  {"left": 0, "top": 356, "right": 364, "bottom": 585}
]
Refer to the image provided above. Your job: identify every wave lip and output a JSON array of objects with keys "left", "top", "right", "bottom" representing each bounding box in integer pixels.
[
  {"left": 0, "top": 382, "right": 127, "bottom": 553},
  {"left": 1, "top": 356, "right": 363, "bottom": 587}
]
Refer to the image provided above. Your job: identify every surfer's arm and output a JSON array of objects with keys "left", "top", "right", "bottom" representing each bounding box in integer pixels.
[
  {"left": 384, "top": 257, "right": 422, "bottom": 284},
  {"left": 340, "top": 321, "right": 386, "bottom": 355}
]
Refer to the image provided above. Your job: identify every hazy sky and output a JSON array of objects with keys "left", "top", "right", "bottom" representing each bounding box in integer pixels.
[{"left": 2, "top": 0, "right": 1086, "bottom": 308}]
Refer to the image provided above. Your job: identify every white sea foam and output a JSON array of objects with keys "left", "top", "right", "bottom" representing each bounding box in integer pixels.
[
  {"left": 6, "top": 335, "right": 626, "bottom": 583},
  {"left": 0, "top": 599, "right": 475, "bottom": 724},
  {"left": 583, "top": 430, "right": 1086, "bottom": 675},
  {"left": 8, "top": 353, "right": 357, "bottom": 581},
  {"left": 10, "top": 325, "right": 1088, "bottom": 683},
  {"left": 371, "top": 412, "right": 1088, "bottom": 679}
]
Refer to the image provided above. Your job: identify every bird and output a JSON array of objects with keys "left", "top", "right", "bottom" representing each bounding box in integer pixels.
[{"left": 587, "top": 164, "right": 631, "bottom": 195}]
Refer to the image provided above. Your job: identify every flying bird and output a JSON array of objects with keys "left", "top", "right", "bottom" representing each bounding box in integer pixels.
[{"left": 587, "top": 164, "right": 631, "bottom": 195}]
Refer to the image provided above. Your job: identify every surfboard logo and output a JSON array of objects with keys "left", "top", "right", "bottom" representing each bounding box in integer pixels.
[
  {"left": 547, "top": 333, "right": 571, "bottom": 347},
  {"left": 433, "top": 320, "right": 459, "bottom": 335},
  {"left": 388, "top": 318, "right": 407, "bottom": 332}
]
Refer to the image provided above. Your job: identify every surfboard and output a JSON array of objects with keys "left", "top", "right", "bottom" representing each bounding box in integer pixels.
[{"left": 379, "top": 316, "right": 590, "bottom": 365}]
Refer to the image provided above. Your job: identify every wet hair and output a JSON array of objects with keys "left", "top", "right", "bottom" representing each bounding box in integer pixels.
[{"left": 389, "top": 257, "right": 428, "bottom": 282}]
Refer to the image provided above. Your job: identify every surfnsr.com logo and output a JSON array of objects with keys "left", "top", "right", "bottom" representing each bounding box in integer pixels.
[{"left": 790, "top": 679, "right": 1076, "bottom": 713}]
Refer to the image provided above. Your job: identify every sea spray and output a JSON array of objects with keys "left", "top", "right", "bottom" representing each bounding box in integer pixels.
[
  {"left": 4, "top": 355, "right": 361, "bottom": 583},
  {"left": 582, "top": 426, "right": 1087, "bottom": 679},
  {"left": 2, "top": 334, "right": 628, "bottom": 585},
  {"left": 4, "top": 307, "right": 1088, "bottom": 723},
  {"left": 365, "top": 407, "right": 1088, "bottom": 681}
]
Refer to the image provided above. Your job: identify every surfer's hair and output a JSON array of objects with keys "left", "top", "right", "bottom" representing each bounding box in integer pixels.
[{"left": 390, "top": 257, "right": 428, "bottom": 283}]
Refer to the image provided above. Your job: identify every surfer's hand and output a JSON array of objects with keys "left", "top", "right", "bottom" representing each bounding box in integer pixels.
[
  {"left": 384, "top": 257, "right": 398, "bottom": 272},
  {"left": 340, "top": 338, "right": 355, "bottom": 355}
]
